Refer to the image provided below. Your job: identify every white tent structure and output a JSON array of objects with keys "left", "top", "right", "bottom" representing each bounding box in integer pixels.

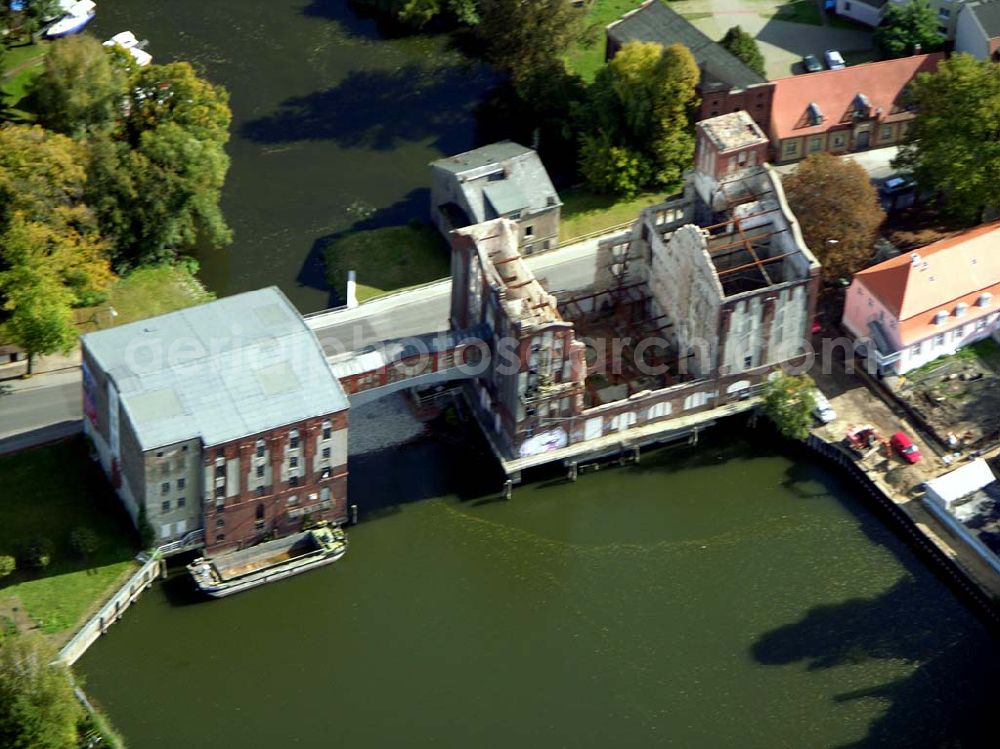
[{"left": 924, "top": 459, "right": 997, "bottom": 510}]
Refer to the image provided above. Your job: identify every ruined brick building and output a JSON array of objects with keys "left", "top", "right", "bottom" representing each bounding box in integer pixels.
[{"left": 448, "top": 112, "right": 820, "bottom": 463}]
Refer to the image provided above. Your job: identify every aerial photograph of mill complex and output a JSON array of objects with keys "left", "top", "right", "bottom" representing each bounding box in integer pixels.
[{"left": 3, "top": 0, "right": 1000, "bottom": 746}]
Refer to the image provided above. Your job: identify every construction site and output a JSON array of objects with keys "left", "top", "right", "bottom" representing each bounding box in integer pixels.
[{"left": 448, "top": 111, "right": 822, "bottom": 469}]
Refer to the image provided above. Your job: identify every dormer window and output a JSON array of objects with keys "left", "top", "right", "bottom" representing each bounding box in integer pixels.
[
  {"left": 807, "top": 102, "right": 823, "bottom": 126},
  {"left": 934, "top": 311, "right": 948, "bottom": 325},
  {"left": 955, "top": 302, "right": 968, "bottom": 317},
  {"left": 978, "top": 292, "right": 992, "bottom": 307},
  {"left": 852, "top": 93, "right": 871, "bottom": 118}
]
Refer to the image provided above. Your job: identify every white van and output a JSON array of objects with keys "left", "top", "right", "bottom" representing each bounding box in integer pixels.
[{"left": 812, "top": 390, "right": 837, "bottom": 424}]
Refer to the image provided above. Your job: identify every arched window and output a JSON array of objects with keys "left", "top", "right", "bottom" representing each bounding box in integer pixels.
[{"left": 255, "top": 503, "right": 265, "bottom": 520}]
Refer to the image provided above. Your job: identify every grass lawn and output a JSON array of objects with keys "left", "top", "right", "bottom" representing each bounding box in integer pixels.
[
  {"left": 76, "top": 263, "right": 215, "bottom": 333},
  {"left": 323, "top": 223, "right": 451, "bottom": 303},
  {"left": 769, "top": 0, "right": 822, "bottom": 25},
  {"left": 565, "top": 0, "right": 646, "bottom": 81},
  {"left": 0, "top": 439, "right": 139, "bottom": 637},
  {"left": 559, "top": 186, "right": 679, "bottom": 242},
  {"left": 0, "top": 40, "right": 48, "bottom": 118}
]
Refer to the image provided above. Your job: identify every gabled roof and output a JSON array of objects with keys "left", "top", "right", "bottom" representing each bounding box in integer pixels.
[
  {"left": 606, "top": 0, "right": 766, "bottom": 90},
  {"left": 82, "top": 287, "right": 348, "bottom": 450},
  {"left": 769, "top": 53, "right": 944, "bottom": 141},
  {"left": 973, "top": 1, "right": 1000, "bottom": 37},
  {"left": 852, "top": 223, "right": 1000, "bottom": 344},
  {"left": 431, "top": 141, "right": 560, "bottom": 224}
]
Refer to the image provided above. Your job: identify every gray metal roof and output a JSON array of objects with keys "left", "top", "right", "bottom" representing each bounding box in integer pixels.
[
  {"left": 82, "top": 287, "right": 348, "bottom": 451},
  {"left": 971, "top": 1, "right": 1000, "bottom": 37},
  {"left": 606, "top": 0, "right": 766, "bottom": 90},
  {"left": 431, "top": 141, "right": 560, "bottom": 224}
]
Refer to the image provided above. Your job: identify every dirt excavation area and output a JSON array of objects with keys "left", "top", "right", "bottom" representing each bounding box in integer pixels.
[{"left": 891, "top": 340, "right": 1000, "bottom": 449}]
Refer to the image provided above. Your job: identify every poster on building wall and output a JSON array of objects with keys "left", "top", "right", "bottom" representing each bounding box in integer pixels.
[
  {"left": 519, "top": 428, "right": 568, "bottom": 458},
  {"left": 108, "top": 381, "right": 119, "bottom": 461},
  {"left": 81, "top": 361, "right": 98, "bottom": 428}
]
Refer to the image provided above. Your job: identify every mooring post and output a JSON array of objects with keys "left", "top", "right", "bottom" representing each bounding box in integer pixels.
[
  {"left": 632, "top": 445, "right": 640, "bottom": 464},
  {"left": 351, "top": 504, "right": 359, "bottom": 525},
  {"left": 503, "top": 479, "right": 513, "bottom": 500},
  {"left": 567, "top": 461, "right": 578, "bottom": 482},
  {"left": 691, "top": 427, "right": 700, "bottom": 446}
]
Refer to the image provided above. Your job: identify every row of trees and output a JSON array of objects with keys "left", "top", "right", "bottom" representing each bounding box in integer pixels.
[{"left": 0, "top": 36, "right": 232, "bottom": 371}]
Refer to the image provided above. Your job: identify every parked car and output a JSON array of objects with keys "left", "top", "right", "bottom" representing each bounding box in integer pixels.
[
  {"left": 824, "top": 50, "right": 846, "bottom": 70},
  {"left": 879, "top": 174, "right": 917, "bottom": 212},
  {"left": 812, "top": 390, "right": 837, "bottom": 424},
  {"left": 890, "top": 432, "right": 923, "bottom": 464},
  {"left": 801, "top": 54, "right": 823, "bottom": 74}
]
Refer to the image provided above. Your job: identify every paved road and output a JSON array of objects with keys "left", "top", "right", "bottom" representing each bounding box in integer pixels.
[{"left": 0, "top": 380, "right": 83, "bottom": 449}]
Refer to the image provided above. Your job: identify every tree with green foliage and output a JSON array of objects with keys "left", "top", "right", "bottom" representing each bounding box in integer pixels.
[
  {"left": 87, "top": 61, "right": 233, "bottom": 267},
  {"left": 477, "top": 0, "right": 581, "bottom": 98},
  {"left": 720, "top": 26, "right": 765, "bottom": 77},
  {"left": 761, "top": 373, "right": 816, "bottom": 441},
  {"left": 893, "top": 53, "right": 1000, "bottom": 224},
  {"left": 0, "top": 555, "right": 15, "bottom": 579},
  {"left": 356, "top": 0, "right": 479, "bottom": 27},
  {"left": 579, "top": 41, "right": 698, "bottom": 197},
  {"left": 0, "top": 631, "right": 82, "bottom": 749},
  {"left": 69, "top": 527, "right": 99, "bottom": 560},
  {"left": 781, "top": 152, "right": 884, "bottom": 280},
  {"left": 13, "top": 535, "right": 54, "bottom": 570},
  {"left": 874, "top": 1, "right": 944, "bottom": 58},
  {"left": 30, "top": 35, "right": 129, "bottom": 137},
  {"left": 137, "top": 505, "right": 155, "bottom": 550}
]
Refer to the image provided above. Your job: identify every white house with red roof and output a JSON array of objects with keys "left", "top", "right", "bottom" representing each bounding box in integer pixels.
[
  {"left": 769, "top": 53, "right": 943, "bottom": 163},
  {"left": 842, "top": 223, "right": 1000, "bottom": 374}
]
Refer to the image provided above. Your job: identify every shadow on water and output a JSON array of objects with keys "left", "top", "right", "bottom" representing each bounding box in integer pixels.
[
  {"left": 752, "top": 576, "right": 1000, "bottom": 748},
  {"left": 298, "top": 187, "right": 432, "bottom": 305},
  {"left": 240, "top": 62, "right": 497, "bottom": 150},
  {"left": 303, "top": 0, "right": 457, "bottom": 39},
  {"left": 347, "top": 413, "right": 505, "bottom": 520}
]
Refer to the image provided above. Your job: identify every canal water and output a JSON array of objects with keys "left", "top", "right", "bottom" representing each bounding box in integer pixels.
[
  {"left": 77, "top": 431, "right": 1000, "bottom": 748},
  {"left": 92, "top": 1, "right": 499, "bottom": 311}
]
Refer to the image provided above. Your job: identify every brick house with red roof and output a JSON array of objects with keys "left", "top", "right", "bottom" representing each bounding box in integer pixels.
[
  {"left": 842, "top": 223, "right": 1000, "bottom": 375},
  {"left": 769, "top": 53, "right": 944, "bottom": 163}
]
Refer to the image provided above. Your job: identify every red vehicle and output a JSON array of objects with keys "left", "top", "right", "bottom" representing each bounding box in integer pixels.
[{"left": 890, "top": 432, "right": 922, "bottom": 464}]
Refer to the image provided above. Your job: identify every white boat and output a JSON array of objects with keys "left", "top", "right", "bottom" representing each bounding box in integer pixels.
[
  {"left": 103, "top": 31, "right": 152, "bottom": 66},
  {"left": 187, "top": 523, "right": 348, "bottom": 598},
  {"left": 45, "top": 0, "right": 96, "bottom": 39}
]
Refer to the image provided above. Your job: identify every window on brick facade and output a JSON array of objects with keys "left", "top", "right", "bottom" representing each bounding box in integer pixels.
[
  {"left": 215, "top": 485, "right": 225, "bottom": 498},
  {"left": 216, "top": 517, "right": 225, "bottom": 528},
  {"left": 321, "top": 447, "right": 331, "bottom": 459},
  {"left": 322, "top": 421, "right": 332, "bottom": 440},
  {"left": 256, "top": 504, "right": 265, "bottom": 520},
  {"left": 290, "top": 456, "right": 298, "bottom": 468},
  {"left": 289, "top": 476, "right": 300, "bottom": 487},
  {"left": 289, "top": 429, "right": 300, "bottom": 449},
  {"left": 178, "top": 496, "right": 186, "bottom": 508},
  {"left": 255, "top": 486, "right": 265, "bottom": 497},
  {"left": 161, "top": 500, "right": 171, "bottom": 513},
  {"left": 216, "top": 465, "right": 225, "bottom": 477},
  {"left": 216, "top": 533, "right": 225, "bottom": 542},
  {"left": 256, "top": 439, "right": 265, "bottom": 458},
  {"left": 161, "top": 482, "right": 170, "bottom": 495},
  {"left": 287, "top": 495, "right": 298, "bottom": 506},
  {"left": 216, "top": 448, "right": 225, "bottom": 459},
  {"left": 256, "top": 465, "right": 265, "bottom": 478},
  {"left": 177, "top": 477, "right": 186, "bottom": 490}
]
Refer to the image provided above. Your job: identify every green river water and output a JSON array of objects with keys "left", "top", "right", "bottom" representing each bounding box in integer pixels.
[{"left": 78, "top": 4, "right": 1000, "bottom": 746}]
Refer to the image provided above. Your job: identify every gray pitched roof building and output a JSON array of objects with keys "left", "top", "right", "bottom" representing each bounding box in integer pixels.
[
  {"left": 430, "top": 141, "right": 562, "bottom": 254},
  {"left": 605, "top": 0, "right": 766, "bottom": 91},
  {"left": 82, "top": 287, "right": 348, "bottom": 451}
]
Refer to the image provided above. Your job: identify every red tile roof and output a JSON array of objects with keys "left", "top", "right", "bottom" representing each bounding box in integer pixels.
[
  {"left": 853, "top": 223, "right": 1000, "bottom": 345},
  {"left": 769, "top": 53, "right": 944, "bottom": 141}
]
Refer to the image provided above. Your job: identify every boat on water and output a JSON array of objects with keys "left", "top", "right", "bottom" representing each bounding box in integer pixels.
[
  {"left": 45, "top": 0, "right": 96, "bottom": 39},
  {"left": 188, "top": 523, "right": 348, "bottom": 598},
  {"left": 103, "top": 31, "right": 152, "bottom": 67}
]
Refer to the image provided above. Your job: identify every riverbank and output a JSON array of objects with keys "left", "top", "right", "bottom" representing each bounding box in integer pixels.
[{"left": 813, "top": 360, "right": 1000, "bottom": 606}]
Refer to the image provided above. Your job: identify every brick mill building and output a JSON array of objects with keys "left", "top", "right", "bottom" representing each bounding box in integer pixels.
[
  {"left": 448, "top": 112, "right": 820, "bottom": 463},
  {"left": 81, "top": 287, "right": 350, "bottom": 554}
]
